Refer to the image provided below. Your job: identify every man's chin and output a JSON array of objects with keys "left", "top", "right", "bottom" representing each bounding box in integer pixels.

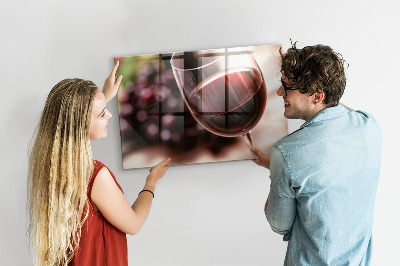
[
  {"left": 284, "top": 112, "right": 300, "bottom": 120},
  {"left": 283, "top": 111, "right": 293, "bottom": 119}
]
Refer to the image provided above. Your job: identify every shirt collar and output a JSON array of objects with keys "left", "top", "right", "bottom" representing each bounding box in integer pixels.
[{"left": 300, "top": 105, "right": 349, "bottom": 129}]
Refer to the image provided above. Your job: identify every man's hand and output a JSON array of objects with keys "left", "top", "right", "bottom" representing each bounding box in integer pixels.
[
  {"left": 251, "top": 146, "right": 270, "bottom": 169},
  {"left": 103, "top": 61, "right": 123, "bottom": 103}
]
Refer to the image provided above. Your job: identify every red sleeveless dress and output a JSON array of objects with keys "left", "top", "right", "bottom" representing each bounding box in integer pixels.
[{"left": 69, "top": 160, "right": 128, "bottom": 266}]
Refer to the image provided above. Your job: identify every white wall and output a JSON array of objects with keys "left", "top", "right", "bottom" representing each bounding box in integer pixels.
[{"left": 1, "top": 0, "right": 398, "bottom": 265}]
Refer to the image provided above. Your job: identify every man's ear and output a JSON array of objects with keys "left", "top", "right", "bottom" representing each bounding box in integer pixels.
[{"left": 313, "top": 92, "right": 325, "bottom": 104}]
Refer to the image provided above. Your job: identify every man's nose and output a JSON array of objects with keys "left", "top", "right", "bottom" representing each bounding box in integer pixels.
[{"left": 277, "top": 85, "right": 285, "bottom": 96}]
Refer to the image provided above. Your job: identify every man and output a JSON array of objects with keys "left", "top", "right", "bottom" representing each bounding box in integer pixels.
[{"left": 252, "top": 43, "right": 382, "bottom": 265}]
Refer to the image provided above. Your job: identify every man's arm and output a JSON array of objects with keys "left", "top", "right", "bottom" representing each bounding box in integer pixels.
[
  {"left": 266, "top": 189, "right": 296, "bottom": 237},
  {"left": 265, "top": 146, "right": 297, "bottom": 239}
]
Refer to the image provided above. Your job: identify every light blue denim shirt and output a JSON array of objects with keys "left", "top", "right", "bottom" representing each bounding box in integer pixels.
[{"left": 266, "top": 105, "right": 382, "bottom": 266}]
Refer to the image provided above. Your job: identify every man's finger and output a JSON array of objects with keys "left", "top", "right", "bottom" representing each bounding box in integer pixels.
[
  {"left": 251, "top": 147, "right": 262, "bottom": 157},
  {"left": 279, "top": 47, "right": 285, "bottom": 57},
  {"left": 252, "top": 158, "right": 262, "bottom": 166}
]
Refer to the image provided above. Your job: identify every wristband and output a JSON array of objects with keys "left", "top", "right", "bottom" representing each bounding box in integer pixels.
[{"left": 138, "top": 189, "right": 154, "bottom": 198}]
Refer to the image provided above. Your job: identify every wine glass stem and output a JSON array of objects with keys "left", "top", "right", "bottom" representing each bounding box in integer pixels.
[{"left": 245, "top": 131, "right": 255, "bottom": 148}]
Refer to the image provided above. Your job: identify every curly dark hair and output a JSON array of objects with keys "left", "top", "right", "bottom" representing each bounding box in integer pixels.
[{"left": 281, "top": 42, "right": 348, "bottom": 107}]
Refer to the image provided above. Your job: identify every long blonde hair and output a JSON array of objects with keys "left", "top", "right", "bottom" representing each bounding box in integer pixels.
[{"left": 28, "top": 79, "right": 98, "bottom": 265}]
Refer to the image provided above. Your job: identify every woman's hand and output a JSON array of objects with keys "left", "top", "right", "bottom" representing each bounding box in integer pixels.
[
  {"left": 251, "top": 146, "right": 271, "bottom": 169},
  {"left": 146, "top": 158, "right": 171, "bottom": 186},
  {"left": 103, "top": 61, "right": 123, "bottom": 103}
]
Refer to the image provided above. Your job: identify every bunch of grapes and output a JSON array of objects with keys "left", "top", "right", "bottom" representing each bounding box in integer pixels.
[{"left": 118, "top": 58, "right": 238, "bottom": 159}]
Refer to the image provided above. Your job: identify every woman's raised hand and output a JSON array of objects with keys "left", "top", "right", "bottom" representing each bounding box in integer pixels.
[{"left": 103, "top": 61, "right": 123, "bottom": 103}]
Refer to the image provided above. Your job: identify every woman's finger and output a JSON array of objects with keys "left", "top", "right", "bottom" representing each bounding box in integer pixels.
[{"left": 111, "top": 61, "right": 120, "bottom": 77}]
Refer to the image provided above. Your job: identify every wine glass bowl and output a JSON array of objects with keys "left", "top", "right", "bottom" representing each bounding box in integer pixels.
[{"left": 171, "top": 48, "right": 267, "bottom": 141}]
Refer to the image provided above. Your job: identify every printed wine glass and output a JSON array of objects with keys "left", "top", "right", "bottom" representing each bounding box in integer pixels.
[{"left": 170, "top": 48, "right": 267, "bottom": 147}]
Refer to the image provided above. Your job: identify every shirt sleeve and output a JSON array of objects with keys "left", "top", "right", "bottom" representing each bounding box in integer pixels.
[{"left": 266, "top": 145, "right": 297, "bottom": 241}]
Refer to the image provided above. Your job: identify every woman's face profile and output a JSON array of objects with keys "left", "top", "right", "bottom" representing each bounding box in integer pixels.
[{"left": 90, "top": 90, "right": 112, "bottom": 141}]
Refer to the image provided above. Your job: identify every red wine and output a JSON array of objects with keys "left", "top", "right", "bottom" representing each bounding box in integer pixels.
[{"left": 186, "top": 68, "right": 267, "bottom": 137}]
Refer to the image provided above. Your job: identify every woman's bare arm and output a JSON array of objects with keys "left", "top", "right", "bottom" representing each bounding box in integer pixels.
[{"left": 91, "top": 158, "right": 170, "bottom": 235}]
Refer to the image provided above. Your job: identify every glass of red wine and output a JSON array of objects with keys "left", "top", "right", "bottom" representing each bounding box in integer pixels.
[{"left": 170, "top": 48, "right": 267, "bottom": 147}]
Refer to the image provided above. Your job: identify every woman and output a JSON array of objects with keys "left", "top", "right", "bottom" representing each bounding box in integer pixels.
[{"left": 27, "top": 62, "right": 170, "bottom": 266}]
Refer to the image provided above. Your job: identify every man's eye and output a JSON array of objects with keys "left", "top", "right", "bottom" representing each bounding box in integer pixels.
[{"left": 101, "top": 112, "right": 105, "bottom": 117}]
